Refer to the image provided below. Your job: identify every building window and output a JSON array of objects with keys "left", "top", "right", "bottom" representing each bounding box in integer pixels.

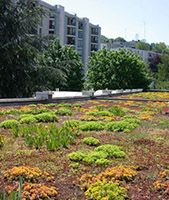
[
  {"left": 49, "top": 30, "right": 54, "bottom": 34},
  {"left": 67, "top": 27, "right": 76, "bottom": 35},
  {"left": 78, "top": 31, "right": 83, "bottom": 38},
  {"left": 67, "top": 37, "right": 75, "bottom": 45},
  {"left": 78, "top": 22, "right": 83, "bottom": 29},
  {"left": 67, "top": 17, "right": 76, "bottom": 26},
  {"left": 91, "top": 36, "right": 98, "bottom": 43},
  {"left": 91, "top": 27, "right": 99, "bottom": 35},
  {"left": 91, "top": 44, "right": 98, "bottom": 51},
  {"left": 49, "top": 20, "right": 55, "bottom": 29}
]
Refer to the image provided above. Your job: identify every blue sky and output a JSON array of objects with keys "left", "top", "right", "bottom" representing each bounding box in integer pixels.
[{"left": 45, "top": 0, "right": 169, "bottom": 44}]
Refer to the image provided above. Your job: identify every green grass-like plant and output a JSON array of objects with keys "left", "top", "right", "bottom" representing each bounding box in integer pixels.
[
  {"left": 82, "top": 137, "right": 100, "bottom": 146},
  {"left": 0, "top": 135, "right": 4, "bottom": 148},
  {"left": 108, "top": 106, "right": 126, "bottom": 116},
  {"left": 87, "top": 111, "right": 113, "bottom": 117}
]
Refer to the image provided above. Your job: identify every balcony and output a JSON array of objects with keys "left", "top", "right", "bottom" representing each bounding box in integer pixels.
[
  {"left": 67, "top": 27, "right": 76, "bottom": 36},
  {"left": 91, "top": 36, "right": 98, "bottom": 43},
  {"left": 67, "top": 17, "right": 76, "bottom": 26},
  {"left": 91, "top": 27, "right": 99, "bottom": 35}
]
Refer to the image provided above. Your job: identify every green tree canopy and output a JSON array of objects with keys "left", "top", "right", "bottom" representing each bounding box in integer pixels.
[
  {"left": 37, "top": 40, "right": 84, "bottom": 91},
  {"left": 0, "top": 0, "right": 43, "bottom": 97},
  {"left": 135, "top": 40, "right": 151, "bottom": 50},
  {"left": 85, "top": 49, "right": 150, "bottom": 90}
]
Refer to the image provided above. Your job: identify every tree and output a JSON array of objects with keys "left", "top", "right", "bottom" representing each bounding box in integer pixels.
[
  {"left": 84, "top": 49, "right": 150, "bottom": 90},
  {"left": 0, "top": 0, "right": 43, "bottom": 97},
  {"left": 114, "top": 37, "right": 126, "bottom": 42},
  {"left": 151, "top": 42, "right": 169, "bottom": 54},
  {"left": 157, "top": 54, "right": 169, "bottom": 81},
  {"left": 135, "top": 40, "right": 151, "bottom": 50},
  {"left": 37, "top": 40, "right": 84, "bottom": 91}
]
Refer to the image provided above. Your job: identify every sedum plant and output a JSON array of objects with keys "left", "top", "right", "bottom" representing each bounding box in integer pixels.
[
  {"left": 82, "top": 137, "right": 100, "bottom": 146},
  {"left": 0, "top": 119, "right": 20, "bottom": 129}
]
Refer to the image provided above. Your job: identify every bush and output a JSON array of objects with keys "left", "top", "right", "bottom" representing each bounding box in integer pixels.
[
  {"left": 20, "top": 116, "right": 37, "bottom": 124},
  {"left": 79, "top": 122, "right": 105, "bottom": 131},
  {"left": 83, "top": 137, "right": 100, "bottom": 146},
  {"left": 55, "top": 109, "right": 72, "bottom": 116},
  {"left": 85, "top": 181, "right": 127, "bottom": 200},
  {"left": 0, "top": 119, "right": 20, "bottom": 129},
  {"left": 35, "top": 112, "right": 58, "bottom": 122},
  {"left": 95, "top": 144, "right": 126, "bottom": 158}
]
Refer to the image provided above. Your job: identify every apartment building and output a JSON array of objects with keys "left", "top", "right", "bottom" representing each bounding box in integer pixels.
[{"left": 37, "top": 0, "right": 101, "bottom": 71}]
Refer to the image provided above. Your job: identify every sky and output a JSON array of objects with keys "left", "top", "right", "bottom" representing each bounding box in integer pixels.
[{"left": 45, "top": 0, "right": 169, "bottom": 45}]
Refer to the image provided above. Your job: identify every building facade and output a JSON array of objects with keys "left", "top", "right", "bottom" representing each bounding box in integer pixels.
[{"left": 37, "top": 0, "right": 101, "bottom": 70}]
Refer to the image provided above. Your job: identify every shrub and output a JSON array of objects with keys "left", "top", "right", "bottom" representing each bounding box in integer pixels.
[
  {"left": 82, "top": 137, "right": 100, "bottom": 146},
  {"left": 85, "top": 181, "right": 127, "bottom": 200},
  {"left": 35, "top": 112, "right": 58, "bottom": 122},
  {"left": 95, "top": 144, "right": 126, "bottom": 158},
  {"left": 55, "top": 109, "right": 72, "bottom": 116},
  {"left": 0, "top": 119, "right": 20, "bottom": 129},
  {"left": 79, "top": 122, "right": 105, "bottom": 131},
  {"left": 20, "top": 116, "right": 37, "bottom": 124}
]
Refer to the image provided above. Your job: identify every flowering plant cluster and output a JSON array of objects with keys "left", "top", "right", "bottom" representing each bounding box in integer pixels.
[
  {"left": 3, "top": 166, "right": 54, "bottom": 182},
  {"left": 3, "top": 166, "right": 58, "bottom": 199},
  {"left": 154, "top": 170, "right": 169, "bottom": 195},
  {"left": 80, "top": 165, "right": 138, "bottom": 199}
]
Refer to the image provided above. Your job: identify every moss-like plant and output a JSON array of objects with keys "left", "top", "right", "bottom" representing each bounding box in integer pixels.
[
  {"left": 85, "top": 181, "right": 127, "bottom": 200},
  {"left": 35, "top": 112, "right": 58, "bottom": 122},
  {"left": 0, "top": 119, "right": 20, "bottom": 129},
  {"left": 95, "top": 144, "right": 126, "bottom": 158},
  {"left": 68, "top": 151, "right": 85, "bottom": 162},
  {"left": 82, "top": 137, "right": 100, "bottom": 146},
  {"left": 83, "top": 151, "right": 108, "bottom": 164},
  {"left": 95, "top": 158, "right": 112, "bottom": 166}
]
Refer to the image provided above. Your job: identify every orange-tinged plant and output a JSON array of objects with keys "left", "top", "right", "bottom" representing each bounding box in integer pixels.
[
  {"left": 3, "top": 166, "right": 54, "bottom": 182},
  {"left": 154, "top": 170, "right": 169, "bottom": 194},
  {"left": 80, "top": 165, "right": 138, "bottom": 190},
  {"left": 6, "top": 183, "right": 58, "bottom": 200}
]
